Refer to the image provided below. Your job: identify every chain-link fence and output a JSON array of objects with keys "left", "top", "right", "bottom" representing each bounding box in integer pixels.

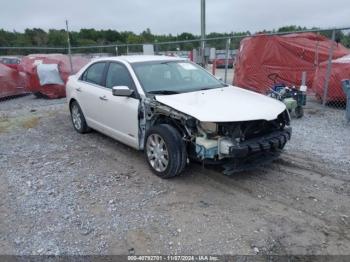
[
  {"left": 145, "top": 27, "right": 350, "bottom": 113},
  {"left": 1, "top": 27, "right": 350, "bottom": 113}
]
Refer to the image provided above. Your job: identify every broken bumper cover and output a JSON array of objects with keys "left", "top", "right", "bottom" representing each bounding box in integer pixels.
[
  {"left": 222, "top": 127, "right": 292, "bottom": 175},
  {"left": 228, "top": 127, "right": 292, "bottom": 158}
]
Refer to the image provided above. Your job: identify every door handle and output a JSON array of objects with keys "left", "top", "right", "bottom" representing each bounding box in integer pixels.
[
  {"left": 99, "top": 95, "right": 108, "bottom": 101},
  {"left": 75, "top": 87, "right": 82, "bottom": 92}
]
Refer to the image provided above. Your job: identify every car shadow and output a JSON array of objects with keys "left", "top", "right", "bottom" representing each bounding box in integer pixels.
[{"left": 82, "top": 128, "right": 274, "bottom": 186}]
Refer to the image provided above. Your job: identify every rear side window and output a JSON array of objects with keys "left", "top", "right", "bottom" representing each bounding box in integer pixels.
[
  {"left": 105, "top": 63, "right": 134, "bottom": 89},
  {"left": 81, "top": 62, "right": 106, "bottom": 85}
]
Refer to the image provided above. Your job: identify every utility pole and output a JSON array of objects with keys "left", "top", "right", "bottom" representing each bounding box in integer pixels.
[
  {"left": 200, "top": 0, "right": 206, "bottom": 67},
  {"left": 65, "top": 20, "right": 73, "bottom": 74}
]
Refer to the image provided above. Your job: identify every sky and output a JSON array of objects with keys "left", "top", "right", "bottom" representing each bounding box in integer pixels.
[{"left": 0, "top": 0, "right": 349, "bottom": 34}]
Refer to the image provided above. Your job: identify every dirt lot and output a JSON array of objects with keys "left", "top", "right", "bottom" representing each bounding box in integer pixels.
[{"left": 0, "top": 94, "right": 350, "bottom": 255}]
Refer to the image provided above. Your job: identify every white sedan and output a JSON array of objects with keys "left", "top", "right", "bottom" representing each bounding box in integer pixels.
[{"left": 66, "top": 55, "right": 291, "bottom": 178}]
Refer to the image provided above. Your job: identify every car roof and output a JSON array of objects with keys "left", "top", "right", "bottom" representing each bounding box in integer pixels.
[{"left": 93, "top": 55, "right": 185, "bottom": 64}]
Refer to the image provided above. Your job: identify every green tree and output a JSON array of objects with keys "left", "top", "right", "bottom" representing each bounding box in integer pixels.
[
  {"left": 25, "top": 28, "right": 48, "bottom": 46},
  {"left": 0, "top": 26, "right": 348, "bottom": 54},
  {"left": 140, "top": 28, "right": 154, "bottom": 43},
  {"left": 47, "top": 29, "right": 67, "bottom": 46},
  {"left": 277, "top": 25, "right": 307, "bottom": 33}
]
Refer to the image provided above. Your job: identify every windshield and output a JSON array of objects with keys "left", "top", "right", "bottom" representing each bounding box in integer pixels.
[{"left": 132, "top": 60, "right": 225, "bottom": 94}]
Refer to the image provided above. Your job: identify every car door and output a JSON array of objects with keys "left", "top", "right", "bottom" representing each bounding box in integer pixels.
[
  {"left": 75, "top": 62, "right": 107, "bottom": 128},
  {"left": 97, "top": 62, "right": 140, "bottom": 149}
]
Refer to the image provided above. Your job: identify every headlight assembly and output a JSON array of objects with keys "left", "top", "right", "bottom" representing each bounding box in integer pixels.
[{"left": 199, "top": 122, "right": 218, "bottom": 134}]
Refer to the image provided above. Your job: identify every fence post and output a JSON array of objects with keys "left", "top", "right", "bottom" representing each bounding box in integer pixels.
[
  {"left": 155, "top": 42, "right": 159, "bottom": 55},
  {"left": 212, "top": 59, "right": 216, "bottom": 75},
  {"left": 65, "top": 20, "right": 73, "bottom": 75},
  {"left": 224, "top": 38, "right": 231, "bottom": 84},
  {"left": 302, "top": 71, "right": 307, "bottom": 86},
  {"left": 322, "top": 29, "right": 336, "bottom": 107},
  {"left": 201, "top": 0, "right": 206, "bottom": 68}
]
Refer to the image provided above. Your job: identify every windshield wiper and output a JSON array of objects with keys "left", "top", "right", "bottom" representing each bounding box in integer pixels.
[
  {"left": 199, "top": 84, "right": 228, "bottom": 91},
  {"left": 148, "top": 90, "right": 179, "bottom": 95},
  {"left": 199, "top": 87, "right": 215, "bottom": 91}
]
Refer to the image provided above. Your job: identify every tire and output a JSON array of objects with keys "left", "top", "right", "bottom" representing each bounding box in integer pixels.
[
  {"left": 294, "top": 106, "right": 304, "bottom": 118},
  {"left": 70, "top": 101, "right": 90, "bottom": 133},
  {"left": 144, "top": 124, "right": 187, "bottom": 178},
  {"left": 33, "top": 92, "right": 47, "bottom": 99}
]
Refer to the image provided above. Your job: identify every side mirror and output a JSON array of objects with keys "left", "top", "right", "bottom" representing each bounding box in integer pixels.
[
  {"left": 215, "top": 76, "right": 223, "bottom": 81},
  {"left": 112, "top": 86, "right": 134, "bottom": 97}
]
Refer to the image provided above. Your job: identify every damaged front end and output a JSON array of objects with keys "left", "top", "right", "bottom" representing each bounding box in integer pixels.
[
  {"left": 140, "top": 97, "right": 291, "bottom": 175},
  {"left": 194, "top": 110, "right": 291, "bottom": 174}
]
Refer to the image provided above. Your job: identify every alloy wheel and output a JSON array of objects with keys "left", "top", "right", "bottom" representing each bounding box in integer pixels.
[
  {"left": 146, "top": 134, "right": 169, "bottom": 172},
  {"left": 71, "top": 104, "right": 82, "bottom": 130}
]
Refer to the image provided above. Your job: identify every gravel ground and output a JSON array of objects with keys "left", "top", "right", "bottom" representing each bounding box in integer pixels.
[
  {"left": 286, "top": 99, "right": 350, "bottom": 173},
  {"left": 0, "top": 94, "right": 350, "bottom": 255}
]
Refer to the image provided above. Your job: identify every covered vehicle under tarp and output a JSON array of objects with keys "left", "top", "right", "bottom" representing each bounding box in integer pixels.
[
  {"left": 313, "top": 54, "right": 350, "bottom": 103},
  {"left": 233, "top": 33, "right": 349, "bottom": 94},
  {"left": 0, "top": 63, "right": 27, "bottom": 98},
  {"left": 19, "top": 54, "right": 90, "bottom": 99}
]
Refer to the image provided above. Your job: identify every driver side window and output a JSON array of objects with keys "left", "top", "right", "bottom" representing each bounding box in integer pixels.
[{"left": 106, "top": 63, "right": 134, "bottom": 89}]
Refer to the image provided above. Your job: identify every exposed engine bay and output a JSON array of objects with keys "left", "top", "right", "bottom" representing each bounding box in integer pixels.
[{"left": 139, "top": 97, "right": 292, "bottom": 173}]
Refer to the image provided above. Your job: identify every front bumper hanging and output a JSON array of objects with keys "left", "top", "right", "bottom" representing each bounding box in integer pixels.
[{"left": 223, "top": 127, "right": 292, "bottom": 174}]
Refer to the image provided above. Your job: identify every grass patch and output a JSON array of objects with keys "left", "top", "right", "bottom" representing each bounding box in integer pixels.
[
  {"left": 0, "top": 115, "right": 40, "bottom": 133},
  {"left": 21, "top": 116, "right": 39, "bottom": 129},
  {"left": 0, "top": 117, "right": 11, "bottom": 133}
]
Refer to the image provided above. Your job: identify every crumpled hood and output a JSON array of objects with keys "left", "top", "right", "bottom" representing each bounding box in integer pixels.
[{"left": 155, "top": 86, "right": 286, "bottom": 122}]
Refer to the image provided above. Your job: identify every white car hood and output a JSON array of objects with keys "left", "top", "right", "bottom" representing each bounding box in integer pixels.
[{"left": 155, "top": 86, "right": 286, "bottom": 122}]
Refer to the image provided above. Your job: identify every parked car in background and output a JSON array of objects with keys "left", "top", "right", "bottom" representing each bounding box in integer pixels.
[
  {"left": 178, "top": 54, "right": 190, "bottom": 60},
  {"left": 66, "top": 56, "right": 291, "bottom": 178},
  {"left": 20, "top": 54, "right": 90, "bottom": 99},
  {"left": 215, "top": 54, "right": 234, "bottom": 68},
  {"left": 0, "top": 57, "right": 21, "bottom": 71},
  {"left": 0, "top": 63, "right": 28, "bottom": 98}
]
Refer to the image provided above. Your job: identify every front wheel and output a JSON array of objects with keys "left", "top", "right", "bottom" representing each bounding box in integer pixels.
[{"left": 144, "top": 124, "right": 187, "bottom": 178}]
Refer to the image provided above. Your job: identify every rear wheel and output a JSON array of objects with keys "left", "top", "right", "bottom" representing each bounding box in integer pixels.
[
  {"left": 294, "top": 106, "right": 304, "bottom": 118},
  {"left": 70, "top": 101, "right": 90, "bottom": 133},
  {"left": 144, "top": 124, "right": 187, "bottom": 178}
]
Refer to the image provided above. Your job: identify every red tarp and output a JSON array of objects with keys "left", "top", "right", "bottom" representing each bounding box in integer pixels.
[
  {"left": 19, "top": 54, "right": 90, "bottom": 99},
  {"left": 313, "top": 54, "right": 350, "bottom": 102},
  {"left": 233, "top": 33, "right": 349, "bottom": 94},
  {"left": 0, "top": 63, "right": 27, "bottom": 98}
]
